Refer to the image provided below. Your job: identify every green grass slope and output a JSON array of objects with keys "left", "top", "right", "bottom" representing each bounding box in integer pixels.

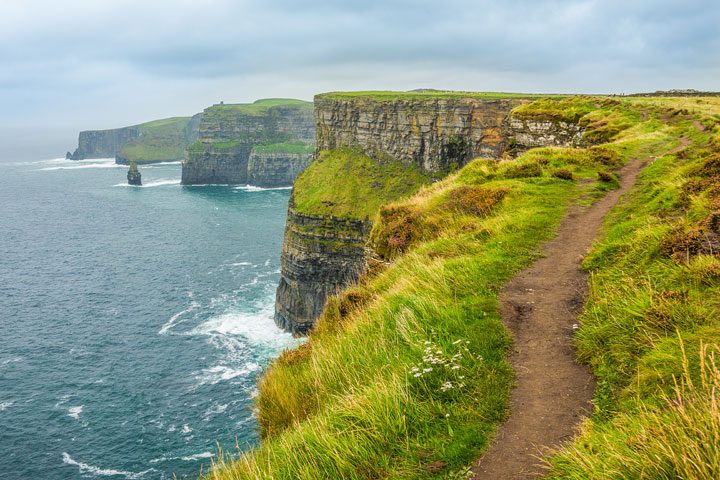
[
  {"left": 292, "top": 147, "right": 430, "bottom": 219},
  {"left": 119, "top": 116, "right": 192, "bottom": 164},
  {"left": 202, "top": 96, "right": 699, "bottom": 480},
  {"left": 548, "top": 100, "right": 720, "bottom": 478}
]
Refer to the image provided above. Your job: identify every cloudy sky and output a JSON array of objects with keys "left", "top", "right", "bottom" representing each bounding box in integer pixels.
[{"left": 0, "top": 0, "right": 718, "bottom": 158}]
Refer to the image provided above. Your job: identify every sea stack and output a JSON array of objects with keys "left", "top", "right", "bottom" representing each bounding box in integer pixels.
[{"left": 127, "top": 159, "right": 142, "bottom": 186}]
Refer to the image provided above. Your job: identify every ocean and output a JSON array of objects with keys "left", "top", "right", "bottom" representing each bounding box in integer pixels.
[{"left": 0, "top": 157, "right": 297, "bottom": 479}]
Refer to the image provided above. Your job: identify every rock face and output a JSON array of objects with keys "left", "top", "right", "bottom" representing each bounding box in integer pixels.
[
  {"left": 69, "top": 114, "right": 203, "bottom": 164},
  {"left": 247, "top": 151, "right": 313, "bottom": 188},
  {"left": 276, "top": 93, "right": 589, "bottom": 334},
  {"left": 181, "top": 100, "right": 315, "bottom": 185},
  {"left": 508, "top": 117, "right": 585, "bottom": 153},
  {"left": 68, "top": 127, "right": 140, "bottom": 160},
  {"left": 315, "top": 95, "right": 525, "bottom": 172},
  {"left": 127, "top": 161, "right": 142, "bottom": 186},
  {"left": 275, "top": 205, "right": 371, "bottom": 334}
]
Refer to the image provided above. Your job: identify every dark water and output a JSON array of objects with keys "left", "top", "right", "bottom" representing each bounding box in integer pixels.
[{"left": 0, "top": 157, "right": 297, "bottom": 479}]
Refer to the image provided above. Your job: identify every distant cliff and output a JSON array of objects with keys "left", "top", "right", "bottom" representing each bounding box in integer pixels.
[
  {"left": 276, "top": 92, "right": 589, "bottom": 333},
  {"left": 181, "top": 99, "right": 315, "bottom": 185},
  {"left": 67, "top": 114, "right": 202, "bottom": 164}
]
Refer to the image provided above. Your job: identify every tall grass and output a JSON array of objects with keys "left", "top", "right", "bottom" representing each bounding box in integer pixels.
[{"left": 204, "top": 96, "right": 720, "bottom": 479}]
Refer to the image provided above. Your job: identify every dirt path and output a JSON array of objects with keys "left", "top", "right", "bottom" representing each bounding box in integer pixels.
[{"left": 471, "top": 158, "right": 648, "bottom": 479}]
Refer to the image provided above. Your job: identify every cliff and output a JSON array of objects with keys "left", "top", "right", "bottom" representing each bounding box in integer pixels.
[
  {"left": 276, "top": 92, "right": 589, "bottom": 333},
  {"left": 181, "top": 99, "right": 315, "bottom": 185},
  {"left": 68, "top": 114, "right": 202, "bottom": 164},
  {"left": 67, "top": 126, "right": 140, "bottom": 160}
]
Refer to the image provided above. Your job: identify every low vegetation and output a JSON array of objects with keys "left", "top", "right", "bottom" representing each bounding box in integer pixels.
[
  {"left": 548, "top": 105, "right": 720, "bottom": 478},
  {"left": 252, "top": 141, "right": 315, "bottom": 155},
  {"left": 203, "top": 95, "right": 720, "bottom": 479},
  {"left": 291, "top": 147, "right": 430, "bottom": 219},
  {"left": 318, "top": 91, "right": 565, "bottom": 102},
  {"left": 119, "top": 116, "right": 192, "bottom": 164}
]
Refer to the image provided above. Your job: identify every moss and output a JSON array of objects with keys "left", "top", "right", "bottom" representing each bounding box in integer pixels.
[{"left": 292, "top": 147, "right": 430, "bottom": 220}]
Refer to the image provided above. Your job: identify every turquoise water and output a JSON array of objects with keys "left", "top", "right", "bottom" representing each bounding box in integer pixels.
[{"left": 0, "top": 158, "right": 297, "bottom": 479}]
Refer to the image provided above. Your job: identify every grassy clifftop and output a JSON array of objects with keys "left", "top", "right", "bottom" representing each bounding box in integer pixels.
[
  {"left": 292, "top": 147, "right": 430, "bottom": 219},
  {"left": 317, "top": 91, "right": 565, "bottom": 102},
  {"left": 119, "top": 116, "right": 194, "bottom": 164},
  {"left": 203, "top": 95, "right": 720, "bottom": 479}
]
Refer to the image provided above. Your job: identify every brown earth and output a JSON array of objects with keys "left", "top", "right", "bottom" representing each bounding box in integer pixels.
[{"left": 471, "top": 157, "right": 645, "bottom": 479}]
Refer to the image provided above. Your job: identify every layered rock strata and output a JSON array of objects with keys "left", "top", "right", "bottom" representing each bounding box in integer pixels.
[
  {"left": 247, "top": 152, "right": 313, "bottom": 188},
  {"left": 181, "top": 100, "right": 315, "bottom": 185},
  {"left": 275, "top": 205, "right": 371, "bottom": 334},
  {"left": 276, "top": 94, "right": 588, "bottom": 333},
  {"left": 67, "top": 127, "right": 140, "bottom": 160}
]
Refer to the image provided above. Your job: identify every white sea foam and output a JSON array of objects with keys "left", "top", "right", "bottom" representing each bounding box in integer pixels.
[
  {"left": 204, "top": 402, "right": 229, "bottom": 417},
  {"left": 141, "top": 161, "right": 182, "bottom": 167},
  {"left": 193, "top": 364, "right": 259, "bottom": 386},
  {"left": 229, "top": 261, "right": 253, "bottom": 267},
  {"left": 113, "top": 178, "right": 181, "bottom": 188},
  {"left": 189, "top": 305, "right": 295, "bottom": 349},
  {"left": 62, "top": 453, "right": 155, "bottom": 478},
  {"left": 0, "top": 401, "right": 14, "bottom": 411},
  {"left": 68, "top": 405, "right": 83, "bottom": 419},
  {"left": 234, "top": 185, "right": 292, "bottom": 192},
  {"left": 0, "top": 356, "right": 22, "bottom": 366},
  {"left": 181, "top": 452, "right": 214, "bottom": 461},
  {"left": 159, "top": 301, "right": 200, "bottom": 335},
  {"left": 181, "top": 424, "right": 193, "bottom": 434},
  {"left": 39, "top": 158, "right": 121, "bottom": 171}
]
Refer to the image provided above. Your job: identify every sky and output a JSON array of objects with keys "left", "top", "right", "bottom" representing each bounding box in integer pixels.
[{"left": 0, "top": 0, "right": 718, "bottom": 159}]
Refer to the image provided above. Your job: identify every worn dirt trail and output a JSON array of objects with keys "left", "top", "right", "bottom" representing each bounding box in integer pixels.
[{"left": 471, "top": 157, "right": 648, "bottom": 479}]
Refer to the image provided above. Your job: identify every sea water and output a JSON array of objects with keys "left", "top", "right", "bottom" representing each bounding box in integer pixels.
[{"left": 0, "top": 158, "right": 298, "bottom": 479}]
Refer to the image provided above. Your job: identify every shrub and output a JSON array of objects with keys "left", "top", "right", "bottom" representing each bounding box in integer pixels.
[
  {"left": 598, "top": 171, "right": 616, "bottom": 182},
  {"left": 444, "top": 186, "right": 509, "bottom": 217},
  {"left": 503, "top": 161, "right": 543, "bottom": 179},
  {"left": 370, "top": 205, "right": 426, "bottom": 260},
  {"left": 588, "top": 146, "right": 622, "bottom": 167},
  {"left": 552, "top": 168, "right": 574, "bottom": 181}
]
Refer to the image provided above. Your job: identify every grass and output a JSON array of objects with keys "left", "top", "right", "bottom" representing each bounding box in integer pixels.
[
  {"left": 291, "top": 147, "right": 431, "bottom": 219},
  {"left": 202, "top": 98, "right": 654, "bottom": 480},
  {"left": 252, "top": 141, "right": 315, "bottom": 155},
  {"left": 119, "top": 116, "right": 193, "bottom": 163},
  {"left": 202, "top": 95, "right": 720, "bottom": 480},
  {"left": 317, "top": 91, "right": 567, "bottom": 102},
  {"left": 546, "top": 103, "right": 720, "bottom": 477},
  {"left": 208, "top": 98, "right": 312, "bottom": 116}
]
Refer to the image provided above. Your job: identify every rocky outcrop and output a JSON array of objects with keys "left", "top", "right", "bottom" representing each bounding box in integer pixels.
[
  {"left": 127, "top": 161, "right": 142, "bottom": 186},
  {"left": 507, "top": 117, "right": 585, "bottom": 153},
  {"left": 247, "top": 151, "right": 312, "bottom": 188},
  {"left": 315, "top": 95, "right": 525, "bottom": 172},
  {"left": 182, "top": 100, "right": 315, "bottom": 185},
  {"left": 275, "top": 205, "right": 371, "bottom": 334},
  {"left": 67, "top": 127, "right": 140, "bottom": 160}
]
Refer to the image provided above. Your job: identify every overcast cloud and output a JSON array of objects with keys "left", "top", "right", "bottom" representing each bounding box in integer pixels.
[{"left": 0, "top": 0, "right": 718, "bottom": 137}]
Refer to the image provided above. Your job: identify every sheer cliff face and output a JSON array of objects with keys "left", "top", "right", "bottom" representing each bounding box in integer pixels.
[
  {"left": 275, "top": 94, "right": 589, "bottom": 334},
  {"left": 181, "top": 102, "right": 315, "bottom": 185},
  {"left": 315, "top": 96, "right": 524, "bottom": 172},
  {"left": 247, "top": 152, "right": 312, "bottom": 188},
  {"left": 275, "top": 207, "right": 371, "bottom": 334},
  {"left": 69, "top": 127, "right": 140, "bottom": 160}
]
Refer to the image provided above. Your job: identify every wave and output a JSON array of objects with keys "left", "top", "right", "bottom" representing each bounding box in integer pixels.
[
  {"left": 181, "top": 452, "right": 214, "bottom": 461},
  {"left": 0, "top": 401, "right": 14, "bottom": 411},
  {"left": 234, "top": 185, "right": 292, "bottom": 192},
  {"left": 159, "top": 300, "right": 200, "bottom": 335},
  {"left": 189, "top": 303, "right": 296, "bottom": 349},
  {"left": 141, "top": 161, "right": 181, "bottom": 167},
  {"left": 68, "top": 405, "right": 83, "bottom": 419},
  {"left": 62, "top": 453, "right": 155, "bottom": 479},
  {"left": 193, "top": 364, "right": 260, "bottom": 386},
  {"left": 38, "top": 158, "right": 121, "bottom": 171},
  {"left": 113, "top": 178, "right": 181, "bottom": 188}
]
